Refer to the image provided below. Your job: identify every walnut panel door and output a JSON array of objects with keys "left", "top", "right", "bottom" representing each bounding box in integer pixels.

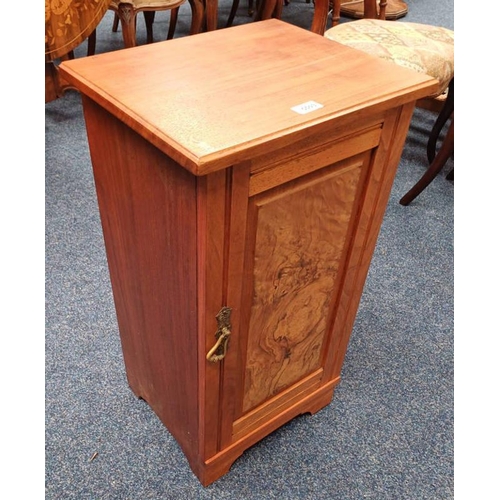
[{"left": 223, "top": 152, "right": 372, "bottom": 444}]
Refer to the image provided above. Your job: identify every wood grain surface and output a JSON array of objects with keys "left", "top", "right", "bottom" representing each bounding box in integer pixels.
[
  {"left": 81, "top": 96, "right": 201, "bottom": 469},
  {"left": 62, "top": 19, "right": 438, "bottom": 486},
  {"left": 59, "top": 19, "right": 437, "bottom": 175},
  {"left": 241, "top": 162, "right": 363, "bottom": 412},
  {"left": 45, "top": 0, "right": 111, "bottom": 60}
]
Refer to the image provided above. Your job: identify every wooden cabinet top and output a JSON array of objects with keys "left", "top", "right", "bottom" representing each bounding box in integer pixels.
[{"left": 59, "top": 19, "right": 437, "bottom": 176}]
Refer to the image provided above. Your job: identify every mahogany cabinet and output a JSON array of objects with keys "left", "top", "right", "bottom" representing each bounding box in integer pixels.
[{"left": 59, "top": 19, "right": 437, "bottom": 485}]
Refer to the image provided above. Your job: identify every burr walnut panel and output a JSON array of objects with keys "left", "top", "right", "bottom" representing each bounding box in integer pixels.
[{"left": 240, "top": 159, "right": 364, "bottom": 414}]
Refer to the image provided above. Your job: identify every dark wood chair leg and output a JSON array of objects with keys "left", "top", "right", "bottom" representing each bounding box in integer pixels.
[
  {"left": 427, "top": 78, "right": 454, "bottom": 163},
  {"left": 112, "top": 12, "right": 120, "bottom": 32},
  {"left": 87, "top": 29, "right": 97, "bottom": 56},
  {"left": 274, "top": 0, "right": 283, "bottom": 17},
  {"left": 227, "top": 0, "right": 241, "bottom": 26},
  {"left": 167, "top": 7, "right": 179, "bottom": 39},
  {"left": 256, "top": 0, "right": 279, "bottom": 20},
  {"left": 400, "top": 114, "right": 454, "bottom": 206},
  {"left": 188, "top": 0, "right": 205, "bottom": 35},
  {"left": 144, "top": 11, "right": 155, "bottom": 43}
]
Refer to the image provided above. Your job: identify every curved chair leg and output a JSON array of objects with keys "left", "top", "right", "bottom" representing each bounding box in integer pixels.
[
  {"left": 427, "top": 78, "right": 454, "bottom": 163},
  {"left": 167, "top": 7, "right": 179, "bottom": 39},
  {"left": 274, "top": 0, "right": 283, "bottom": 18},
  {"left": 116, "top": 4, "right": 138, "bottom": 48},
  {"left": 188, "top": 0, "right": 205, "bottom": 35},
  {"left": 256, "top": 0, "right": 279, "bottom": 21},
  {"left": 400, "top": 114, "right": 454, "bottom": 206},
  {"left": 227, "top": 0, "right": 241, "bottom": 27},
  {"left": 112, "top": 12, "right": 120, "bottom": 32},
  {"left": 143, "top": 11, "right": 155, "bottom": 44},
  {"left": 87, "top": 29, "right": 97, "bottom": 56},
  {"left": 311, "top": 0, "right": 330, "bottom": 35}
]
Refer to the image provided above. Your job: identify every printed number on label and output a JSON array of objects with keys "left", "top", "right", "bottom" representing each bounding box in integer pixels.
[{"left": 291, "top": 101, "right": 324, "bottom": 115}]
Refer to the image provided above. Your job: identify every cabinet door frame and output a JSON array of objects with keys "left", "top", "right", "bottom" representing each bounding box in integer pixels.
[{"left": 202, "top": 103, "right": 416, "bottom": 464}]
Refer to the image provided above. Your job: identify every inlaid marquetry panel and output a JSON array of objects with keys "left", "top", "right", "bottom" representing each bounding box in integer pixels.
[
  {"left": 45, "top": 0, "right": 111, "bottom": 60},
  {"left": 241, "top": 161, "right": 364, "bottom": 413}
]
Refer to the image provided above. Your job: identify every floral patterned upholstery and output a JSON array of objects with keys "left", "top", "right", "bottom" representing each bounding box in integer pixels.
[{"left": 324, "top": 20, "right": 454, "bottom": 96}]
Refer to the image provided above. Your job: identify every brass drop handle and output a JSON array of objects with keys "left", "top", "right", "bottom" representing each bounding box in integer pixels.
[{"left": 206, "top": 306, "right": 232, "bottom": 363}]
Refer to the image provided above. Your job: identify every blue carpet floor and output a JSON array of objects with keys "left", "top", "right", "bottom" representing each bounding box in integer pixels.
[{"left": 45, "top": 1, "right": 454, "bottom": 498}]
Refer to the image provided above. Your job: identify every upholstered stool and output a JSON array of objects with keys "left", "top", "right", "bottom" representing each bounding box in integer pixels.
[{"left": 325, "top": 19, "right": 454, "bottom": 205}]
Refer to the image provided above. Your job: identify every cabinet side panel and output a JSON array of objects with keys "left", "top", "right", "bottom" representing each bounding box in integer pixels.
[{"left": 81, "top": 97, "right": 199, "bottom": 462}]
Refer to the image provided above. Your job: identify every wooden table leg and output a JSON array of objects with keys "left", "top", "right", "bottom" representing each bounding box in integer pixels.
[{"left": 340, "top": 0, "right": 408, "bottom": 20}]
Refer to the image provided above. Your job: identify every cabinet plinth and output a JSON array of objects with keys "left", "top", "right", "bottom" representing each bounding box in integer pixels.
[{"left": 59, "top": 19, "right": 437, "bottom": 486}]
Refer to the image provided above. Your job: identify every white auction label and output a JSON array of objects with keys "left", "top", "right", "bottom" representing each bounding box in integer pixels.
[{"left": 291, "top": 101, "right": 324, "bottom": 115}]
